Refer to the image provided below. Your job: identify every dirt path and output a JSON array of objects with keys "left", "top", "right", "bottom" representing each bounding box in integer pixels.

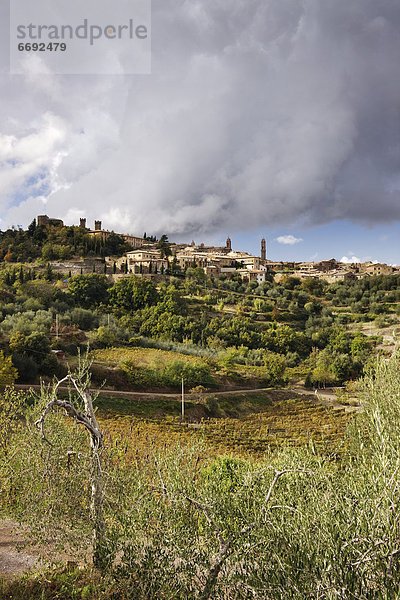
[
  {"left": 16, "top": 383, "right": 289, "bottom": 399},
  {"left": 0, "top": 520, "right": 39, "bottom": 578},
  {"left": 15, "top": 384, "right": 360, "bottom": 411},
  {"left": 292, "top": 386, "right": 361, "bottom": 413}
]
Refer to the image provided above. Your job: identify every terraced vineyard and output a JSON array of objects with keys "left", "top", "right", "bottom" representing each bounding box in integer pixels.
[{"left": 98, "top": 394, "right": 351, "bottom": 460}]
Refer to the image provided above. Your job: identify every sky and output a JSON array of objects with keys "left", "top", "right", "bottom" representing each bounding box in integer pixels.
[{"left": 0, "top": 0, "right": 400, "bottom": 264}]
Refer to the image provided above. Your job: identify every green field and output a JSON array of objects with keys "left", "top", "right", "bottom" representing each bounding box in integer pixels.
[{"left": 89, "top": 346, "right": 280, "bottom": 392}]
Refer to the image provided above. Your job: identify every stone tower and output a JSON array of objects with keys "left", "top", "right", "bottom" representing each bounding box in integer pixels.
[
  {"left": 226, "top": 236, "right": 232, "bottom": 251},
  {"left": 80, "top": 218, "right": 86, "bottom": 229},
  {"left": 261, "top": 238, "right": 266, "bottom": 261},
  {"left": 94, "top": 220, "right": 102, "bottom": 231}
]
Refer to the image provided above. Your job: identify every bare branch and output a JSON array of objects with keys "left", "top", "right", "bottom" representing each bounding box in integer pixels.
[
  {"left": 150, "top": 450, "right": 168, "bottom": 496},
  {"left": 182, "top": 493, "right": 227, "bottom": 550},
  {"left": 34, "top": 366, "right": 108, "bottom": 570},
  {"left": 197, "top": 467, "right": 308, "bottom": 600}
]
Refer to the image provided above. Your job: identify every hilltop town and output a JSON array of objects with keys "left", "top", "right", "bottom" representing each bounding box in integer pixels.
[
  {"left": 1, "top": 215, "right": 400, "bottom": 599},
  {"left": 35, "top": 214, "right": 399, "bottom": 283}
]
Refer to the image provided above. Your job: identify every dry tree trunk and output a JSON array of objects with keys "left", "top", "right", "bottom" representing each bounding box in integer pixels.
[{"left": 35, "top": 370, "right": 109, "bottom": 570}]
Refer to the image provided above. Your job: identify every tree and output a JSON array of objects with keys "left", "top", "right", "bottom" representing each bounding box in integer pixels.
[
  {"left": 301, "top": 278, "right": 326, "bottom": 296},
  {"left": 186, "top": 266, "right": 206, "bottom": 284},
  {"left": 35, "top": 362, "right": 109, "bottom": 569},
  {"left": 4, "top": 247, "right": 13, "bottom": 262},
  {"left": 171, "top": 256, "right": 181, "bottom": 275},
  {"left": 157, "top": 234, "right": 171, "bottom": 259},
  {"left": 9, "top": 331, "right": 53, "bottom": 376},
  {"left": 0, "top": 351, "right": 18, "bottom": 387},
  {"left": 95, "top": 326, "right": 117, "bottom": 347},
  {"left": 103, "top": 231, "right": 128, "bottom": 256},
  {"left": 68, "top": 274, "right": 109, "bottom": 307},
  {"left": 45, "top": 263, "right": 54, "bottom": 281},
  {"left": 27, "top": 218, "right": 37, "bottom": 235},
  {"left": 261, "top": 352, "right": 287, "bottom": 386},
  {"left": 310, "top": 348, "right": 337, "bottom": 388},
  {"left": 109, "top": 276, "right": 159, "bottom": 312}
]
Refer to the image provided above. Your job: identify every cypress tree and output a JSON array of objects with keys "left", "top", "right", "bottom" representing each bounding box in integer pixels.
[{"left": 45, "top": 263, "right": 53, "bottom": 281}]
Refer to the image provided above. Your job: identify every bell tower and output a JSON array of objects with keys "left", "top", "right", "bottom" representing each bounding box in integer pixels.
[
  {"left": 261, "top": 238, "right": 266, "bottom": 261},
  {"left": 226, "top": 236, "right": 232, "bottom": 251}
]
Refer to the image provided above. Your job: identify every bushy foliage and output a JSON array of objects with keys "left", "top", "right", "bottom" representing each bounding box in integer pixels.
[
  {"left": 3, "top": 353, "right": 400, "bottom": 598},
  {"left": 68, "top": 274, "right": 109, "bottom": 307},
  {"left": 0, "top": 222, "right": 130, "bottom": 263},
  {"left": 0, "top": 351, "right": 18, "bottom": 387},
  {"left": 121, "top": 357, "right": 214, "bottom": 389},
  {"left": 69, "top": 307, "right": 100, "bottom": 330},
  {"left": 0, "top": 309, "right": 53, "bottom": 336},
  {"left": 108, "top": 276, "right": 159, "bottom": 312}
]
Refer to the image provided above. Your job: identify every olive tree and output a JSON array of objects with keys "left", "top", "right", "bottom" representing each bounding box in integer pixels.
[{"left": 34, "top": 362, "right": 109, "bottom": 569}]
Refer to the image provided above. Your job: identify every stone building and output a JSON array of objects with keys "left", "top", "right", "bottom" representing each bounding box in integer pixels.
[
  {"left": 37, "top": 215, "right": 64, "bottom": 227},
  {"left": 87, "top": 220, "right": 145, "bottom": 248},
  {"left": 357, "top": 262, "right": 395, "bottom": 276},
  {"left": 119, "top": 249, "right": 168, "bottom": 274},
  {"left": 261, "top": 238, "right": 266, "bottom": 261}
]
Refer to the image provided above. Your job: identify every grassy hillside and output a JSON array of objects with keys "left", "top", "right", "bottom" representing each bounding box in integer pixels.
[{"left": 89, "top": 347, "right": 286, "bottom": 391}]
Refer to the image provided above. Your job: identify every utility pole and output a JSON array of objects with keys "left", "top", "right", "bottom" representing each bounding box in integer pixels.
[
  {"left": 56, "top": 314, "right": 59, "bottom": 340},
  {"left": 181, "top": 377, "right": 185, "bottom": 421}
]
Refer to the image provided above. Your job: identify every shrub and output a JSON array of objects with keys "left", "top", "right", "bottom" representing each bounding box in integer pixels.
[
  {"left": 70, "top": 308, "right": 99, "bottom": 331},
  {"left": 162, "top": 359, "right": 214, "bottom": 389},
  {"left": 95, "top": 327, "right": 117, "bottom": 348},
  {"left": 12, "top": 354, "right": 38, "bottom": 383}
]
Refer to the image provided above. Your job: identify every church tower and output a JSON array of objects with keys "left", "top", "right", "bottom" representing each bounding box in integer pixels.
[
  {"left": 261, "top": 238, "right": 266, "bottom": 261},
  {"left": 226, "top": 236, "right": 232, "bottom": 251}
]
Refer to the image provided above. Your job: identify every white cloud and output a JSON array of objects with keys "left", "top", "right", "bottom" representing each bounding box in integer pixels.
[
  {"left": 340, "top": 255, "right": 362, "bottom": 263},
  {"left": 276, "top": 235, "right": 303, "bottom": 245},
  {"left": 341, "top": 256, "right": 381, "bottom": 264}
]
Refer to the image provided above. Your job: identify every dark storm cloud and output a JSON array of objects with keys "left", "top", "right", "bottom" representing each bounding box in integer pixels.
[{"left": 1, "top": 0, "right": 400, "bottom": 235}]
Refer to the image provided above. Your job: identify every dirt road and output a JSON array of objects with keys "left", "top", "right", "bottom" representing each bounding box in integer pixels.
[
  {"left": 0, "top": 520, "right": 39, "bottom": 578},
  {"left": 15, "top": 383, "right": 360, "bottom": 411}
]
